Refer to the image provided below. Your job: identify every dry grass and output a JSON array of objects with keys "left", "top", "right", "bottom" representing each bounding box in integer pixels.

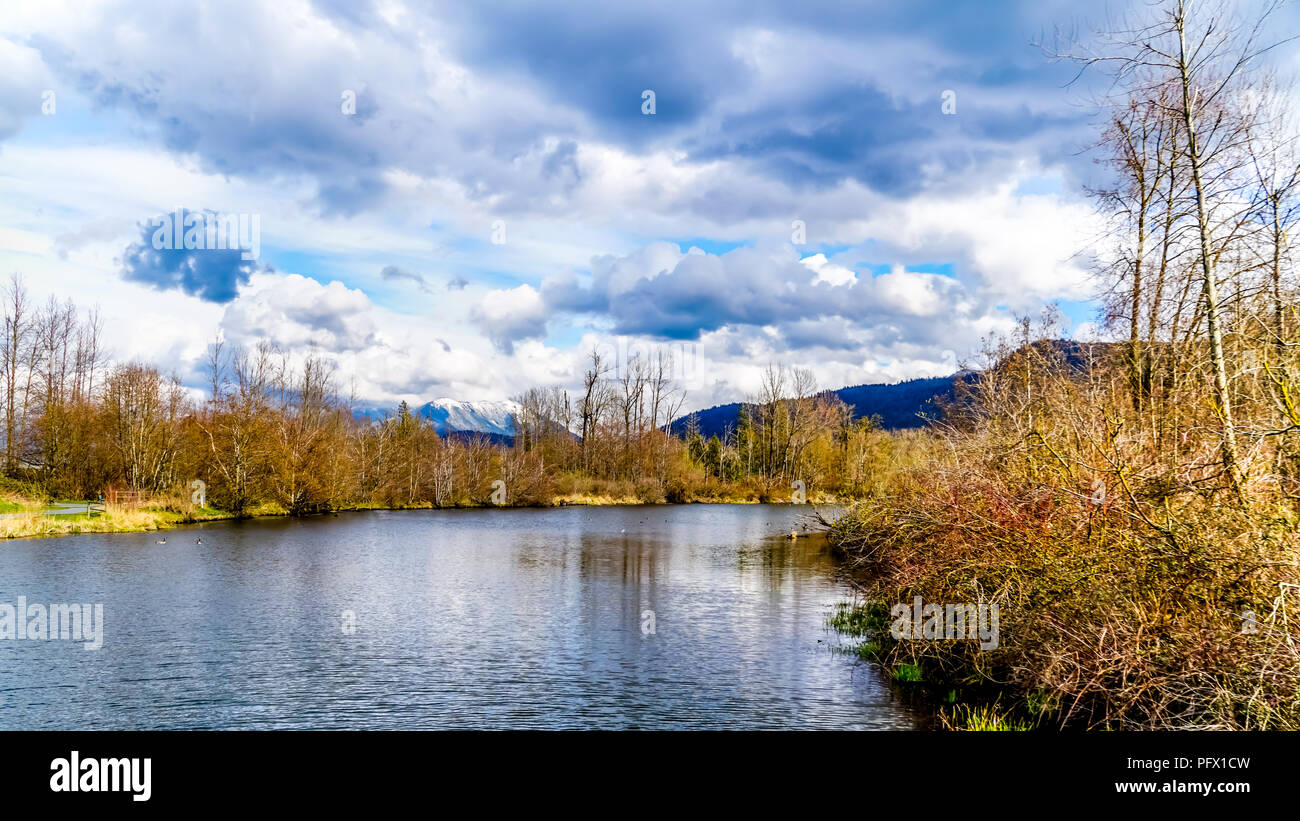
[
  {"left": 0, "top": 507, "right": 167, "bottom": 539},
  {"left": 550, "top": 492, "right": 650, "bottom": 506},
  {"left": 0, "top": 500, "right": 247, "bottom": 540}
]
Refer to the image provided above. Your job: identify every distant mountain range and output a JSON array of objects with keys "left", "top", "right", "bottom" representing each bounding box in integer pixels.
[
  {"left": 354, "top": 342, "right": 1107, "bottom": 444},
  {"left": 666, "top": 375, "right": 963, "bottom": 440},
  {"left": 356, "top": 375, "right": 965, "bottom": 444},
  {"left": 662, "top": 341, "right": 1111, "bottom": 441},
  {"left": 355, "top": 398, "right": 520, "bottom": 439}
]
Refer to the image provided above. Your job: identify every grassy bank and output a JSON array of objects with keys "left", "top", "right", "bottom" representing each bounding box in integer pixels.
[
  {"left": 0, "top": 487, "right": 847, "bottom": 541},
  {"left": 0, "top": 503, "right": 250, "bottom": 539}
]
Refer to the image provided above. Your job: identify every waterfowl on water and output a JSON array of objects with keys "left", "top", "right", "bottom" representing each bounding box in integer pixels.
[
  {"left": 156, "top": 537, "right": 167, "bottom": 544},
  {"left": 196, "top": 537, "right": 203, "bottom": 545}
]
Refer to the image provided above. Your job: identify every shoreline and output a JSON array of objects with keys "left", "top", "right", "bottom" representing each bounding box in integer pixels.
[{"left": 0, "top": 493, "right": 848, "bottom": 541}]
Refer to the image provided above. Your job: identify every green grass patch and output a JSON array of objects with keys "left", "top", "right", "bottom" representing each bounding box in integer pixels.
[
  {"left": 941, "top": 702, "right": 1034, "bottom": 731},
  {"left": 828, "top": 601, "right": 892, "bottom": 637}
]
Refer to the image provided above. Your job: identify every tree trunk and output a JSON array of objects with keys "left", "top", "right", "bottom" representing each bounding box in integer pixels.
[{"left": 1176, "top": 9, "right": 1245, "bottom": 499}]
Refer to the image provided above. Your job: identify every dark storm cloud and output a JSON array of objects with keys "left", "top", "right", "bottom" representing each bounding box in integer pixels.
[
  {"left": 16, "top": 0, "right": 1114, "bottom": 218},
  {"left": 440, "top": 0, "right": 1103, "bottom": 192}
]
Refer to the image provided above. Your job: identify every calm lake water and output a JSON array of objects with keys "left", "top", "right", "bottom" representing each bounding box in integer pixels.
[{"left": 0, "top": 504, "right": 918, "bottom": 729}]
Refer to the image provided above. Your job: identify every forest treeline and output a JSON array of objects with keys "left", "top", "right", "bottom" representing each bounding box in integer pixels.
[
  {"left": 0, "top": 278, "right": 909, "bottom": 513},
  {"left": 829, "top": 0, "right": 1300, "bottom": 730}
]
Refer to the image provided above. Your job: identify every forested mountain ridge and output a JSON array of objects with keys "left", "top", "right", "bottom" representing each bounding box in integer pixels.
[{"left": 668, "top": 375, "right": 959, "bottom": 438}]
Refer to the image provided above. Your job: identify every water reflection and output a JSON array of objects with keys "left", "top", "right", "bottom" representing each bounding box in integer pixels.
[{"left": 0, "top": 505, "right": 917, "bottom": 729}]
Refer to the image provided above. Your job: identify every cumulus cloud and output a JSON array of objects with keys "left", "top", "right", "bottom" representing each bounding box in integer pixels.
[
  {"left": 221, "top": 273, "right": 378, "bottom": 352},
  {"left": 471, "top": 284, "right": 547, "bottom": 353},
  {"left": 470, "top": 239, "right": 1023, "bottom": 376},
  {"left": 802, "top": 254, "right": 857, "bottom": 287},
  {"left": 545, "top": 245, "right": 971, "bottom": 338},
  {"left": 213, "top": 272, "right": 502, "bottom": 401},
  {"left": 0, "top": 37, "right": 48, "bottom": 142}
]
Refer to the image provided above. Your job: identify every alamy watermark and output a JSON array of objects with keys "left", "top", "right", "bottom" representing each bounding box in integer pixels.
[
  {"left": 0, "top": 597, "right": 103, "bottom": 650},
  {"left": 590, "top": 338, "right": 702, "bottom": 387},
  {"left": 50, "top": 751, "right": 150, "bottom": 802},
  {"left": 890, "top": 597, "right": 998, "bottom": 651},
  {"left": 151, "top": 208, "right": 261, "bottom": 261}
]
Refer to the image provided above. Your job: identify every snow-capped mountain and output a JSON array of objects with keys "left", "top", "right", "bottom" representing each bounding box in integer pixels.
[
  {"left": 415, "top": 398, "right": 518, "bottom": 437},
  {"left": 356, "top": 398, "right": 519, "bottom": 437}
]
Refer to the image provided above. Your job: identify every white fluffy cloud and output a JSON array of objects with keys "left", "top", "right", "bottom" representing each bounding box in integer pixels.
[{"left": 471, "top": 284, "right": 547, "bottom": 353}]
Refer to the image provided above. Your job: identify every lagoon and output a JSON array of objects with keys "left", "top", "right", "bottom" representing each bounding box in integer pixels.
[{"left": 0, "top": 504, "right": 917, "bottom": 730}]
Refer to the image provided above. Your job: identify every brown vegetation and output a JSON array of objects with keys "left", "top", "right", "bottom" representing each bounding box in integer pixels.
[{"left": 829, "top": 0, "right": 1300, "bottom": 729}]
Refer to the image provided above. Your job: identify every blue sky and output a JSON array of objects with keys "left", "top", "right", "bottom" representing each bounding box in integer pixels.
[{"left": 1, "top": 0, "right": 1294, "bottom": 410}]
